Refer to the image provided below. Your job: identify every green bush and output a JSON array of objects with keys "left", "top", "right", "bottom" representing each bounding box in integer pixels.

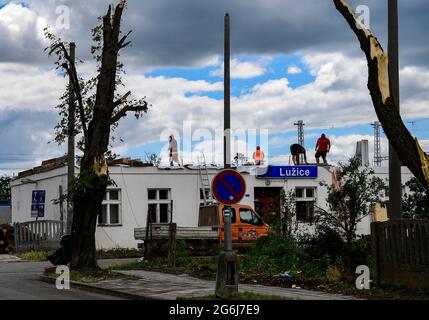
[
  {"left": 239, "top": 230, "right": 304, "bottom": 275},
  {"left": 350, "top": 235, "right": 372, "bottom": 268},
  {"left": 303, "top": 226, "right": 346, "bottom": 266}
]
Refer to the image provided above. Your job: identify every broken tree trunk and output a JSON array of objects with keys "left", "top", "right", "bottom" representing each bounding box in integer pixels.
[
  {"left": 69, "top": 0, "right": 147, "bottom": 270},
  {"left": 69, "top": 2, "right": 126, "bottom": 270},
  {"left": 333, "top": 0, "right": 429, "bottom": 198},
  {"left": 46, "top": 0, "right": 148, "bottom": 270}
]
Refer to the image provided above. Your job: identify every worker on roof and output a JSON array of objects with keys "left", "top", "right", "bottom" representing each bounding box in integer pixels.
[
  {"left": 253, "top": 146, "right": 265, "bottom": 166},
  {"left": 290, "top": 143, "right": 308, "bottom": 165},
  {"left": 315, "top": 133, "right": 331, "bottom": 165},
  {"left": 169, "top": 135, "right": 181, "bottom": 167}
]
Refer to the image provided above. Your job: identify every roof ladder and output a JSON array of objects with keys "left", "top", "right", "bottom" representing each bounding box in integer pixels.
[{"left": 198, "top": 153, "right": 213, "bottom": 206}]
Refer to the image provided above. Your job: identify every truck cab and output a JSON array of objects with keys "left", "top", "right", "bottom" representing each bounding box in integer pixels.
[{"left": 199, "top": 203, "right": 270, "bottom": 248}]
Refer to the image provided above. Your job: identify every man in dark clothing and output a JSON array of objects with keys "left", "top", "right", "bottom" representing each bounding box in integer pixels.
[
  {"left": 290, "top": 144, "right": 308, "bottom": 165},
  {"left": 315, "top": 133, "right": 331, "bottom": 165}
]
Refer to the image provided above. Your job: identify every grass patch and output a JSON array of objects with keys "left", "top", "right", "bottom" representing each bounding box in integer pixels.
[
  {"left": 178, "top": 292, "right": 294, "bottom": 300},
  {"left": 16, "top": 250, "right": 53, "bottom": 261},
  {"left": 96, "top": 248, "right": 143, "bottom": 259},
  {"left": 16, "top": 248, "right": 143, "bottom": 262},
  {"left": 44, "top": 268, "right": 134, "bottom": 284}
]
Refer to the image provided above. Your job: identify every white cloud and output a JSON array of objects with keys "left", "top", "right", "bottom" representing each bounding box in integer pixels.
[
  {"left": 211, "top": 59, "right": 266, "bottom": 79},
  {"left": 0, "top": 3, "right": 49, "bottom": 63},
  {"left": 2, "top": 51, "right": 429, "bottom": 172},
  {"left": 0, "top": 63, "right": 66, "bottom": 112},
  {"left": 287, "top": 65, "right": 302, "bottom": 74}
]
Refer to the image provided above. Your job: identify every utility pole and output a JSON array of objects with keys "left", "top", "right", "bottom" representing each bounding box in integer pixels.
[
  {"left": 215, "top": 13, "right": 238, "bottom": 299},
  {"left": 66, "top": 42, "right": 76, "bottom": 234},
  {"left": 224, "top": 14, "right": 231, "bottom": 169},
  {"left": 388, "top": 0, "right": 402, "bottom": 219}
]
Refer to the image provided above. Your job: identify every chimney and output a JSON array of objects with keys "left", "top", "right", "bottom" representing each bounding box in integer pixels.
[{"left": 356, "top": 140, "right": 370, "bottom": 166}]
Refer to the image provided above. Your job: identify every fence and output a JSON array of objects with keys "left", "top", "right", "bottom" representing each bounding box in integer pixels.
[
  {"left": 371, "top": 220, "right": 429, "bottom": 290},
  {"left": 14, "top": 220, "right": 64, "bottom": 252}
]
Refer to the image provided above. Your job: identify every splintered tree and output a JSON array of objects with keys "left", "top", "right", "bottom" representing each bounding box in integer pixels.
[
  {"left": 333, "top": 0, "right": 429, "bottom": 203},
  {"left": 46, "top": 0, "right": 148, "bottom": 270}
]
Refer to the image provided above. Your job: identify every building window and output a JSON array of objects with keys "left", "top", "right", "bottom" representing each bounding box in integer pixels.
[
  {"left": 295, "top": 187, "right": 316, "bottom": 223},
  {"left": 99, "top": 189, "right": 122, "bottom": 226},
  {"left": 239, "top": 208, "right": 264, "bottom": 226},
  {"left": 147, "top": 189, "right": 171, "bottom": 223}
]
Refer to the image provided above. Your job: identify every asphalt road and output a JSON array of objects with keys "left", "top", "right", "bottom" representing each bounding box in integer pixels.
[{"left": 0, "top": 259, "right": 134, "bottom": 300}]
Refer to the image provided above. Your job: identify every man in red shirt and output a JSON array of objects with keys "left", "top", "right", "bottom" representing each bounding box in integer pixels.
[{"left": 315, "top": 133, "right": 331, "bottom": 165}]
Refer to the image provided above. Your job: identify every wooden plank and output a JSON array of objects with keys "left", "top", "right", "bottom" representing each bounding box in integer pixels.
[
  {"left": 135, "top": 225, "right": 219, "bottom": 240},
  {"left": 167, "top": 223, "right": 177, "bottom": 268},
  {"left": 420, "top": 223, "right": 428, "bottom": 265},
  {"left": 391, "top": 223, "right": 398, "bottom": 265},
  {"left": 422, "top": 224, "right": 429, "bottom": 267},
  {"left": 379, "top": 224, "right": 386, "bottom": 265},
  {"left": 387, "top": 224, "right": 393, "bottom": 264},
  {"left": 399, "top": 223, "right": 408, "bottom": 265},
  {"left": 405, "top": 222, "right": 410, "bottom": 266},
  {"left": 409, "top": 222, "right": 416, "bottom": 267},
  {"left": 415, "top": 222, "right": 422, "bottom": 266},
  {"left": 370, "top": 222, "right": 380, "bottom": 284}
]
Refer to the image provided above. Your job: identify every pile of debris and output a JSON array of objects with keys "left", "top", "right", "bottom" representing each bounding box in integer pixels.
[
  {"left": 0, "top": 224, "right": 14, "bottom": 254},
  {"left": 108, "top": 157, "right": 153, "bottom": 167},
  {"left": 18, "top": 156, "right": 68, "bottom": 179}
]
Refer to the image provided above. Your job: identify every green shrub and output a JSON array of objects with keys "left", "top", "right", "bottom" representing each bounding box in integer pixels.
[
  {"left": 239, "top": 230, "right": 303, "bottom": 275},
  {"left": 304, "top": 226, "right": 346, "bottom": 264},
  {"left": 350, "top": 235, "right": 372, "bottom": 268}
]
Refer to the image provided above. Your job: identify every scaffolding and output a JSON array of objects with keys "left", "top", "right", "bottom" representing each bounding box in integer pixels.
[
  {"left": 372, "top": 121, "right": 388, "bottom": 166},
  {"left": 294, "top": 120, "right": 305, "bottom": 163}
]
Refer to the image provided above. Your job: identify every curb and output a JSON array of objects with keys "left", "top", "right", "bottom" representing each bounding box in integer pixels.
[{"left": 39, "top": 275, "right": 160, "bottom": 300}]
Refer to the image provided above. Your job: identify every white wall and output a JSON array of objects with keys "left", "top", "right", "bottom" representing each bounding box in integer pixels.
[
  {"left": 11, "top": 164, "right": 416, "bottom": 250},
  {"left": 97, "top": 166, "right": 202, "bottom": 249},
  {"left": 11, "top": 167, "right": 67, "bottom": 223}
]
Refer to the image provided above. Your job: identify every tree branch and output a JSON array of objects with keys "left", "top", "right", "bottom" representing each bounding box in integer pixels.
[
  {"left": 113, "top": 91, "right": 131, "bottom": 108},
  {"left": 118, "top": 30, "right": 132, "bottom": 49},
  {"left": 316, "top": 205, "right": 348, "bottom": 234},
  {"left": 50, "top": 43, "right": 89, "bottom": 145},
  {"left": 111, "top": 101, "right": 148, "bottom": 124}
]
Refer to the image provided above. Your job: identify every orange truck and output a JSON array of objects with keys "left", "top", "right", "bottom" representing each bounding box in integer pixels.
[
  {"left": 134, "top": 203, "right": 269, "bottom": 250},
  {"left": 198, "top": 203, "right": 270, "bottom": 248}
]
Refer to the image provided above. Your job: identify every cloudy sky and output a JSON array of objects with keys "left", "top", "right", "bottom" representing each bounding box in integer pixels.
[{"left": 0, "top": 0, "right": 428, "bottom": 174}]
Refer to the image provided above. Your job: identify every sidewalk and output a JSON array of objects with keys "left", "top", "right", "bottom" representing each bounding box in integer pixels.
[
  {"left": 88, "top": 270, "right": 358, "bottom": 300},
  {"left": 0, "top": 254, "right": 21, "bottom": 262}
]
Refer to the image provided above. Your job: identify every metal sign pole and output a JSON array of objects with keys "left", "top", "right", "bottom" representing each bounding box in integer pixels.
[
  {"left": 223, "top": 13, "right": 233, "bottom": 255},
  {"left": 215, "top": 13, "right": 238, "bottom": 298},
  {"left": 223, "top": 206, "right": 232, "bottom": 252}
]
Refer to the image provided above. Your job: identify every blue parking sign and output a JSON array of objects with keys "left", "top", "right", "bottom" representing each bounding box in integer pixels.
[{"left": 31, "top": 190, "right": 46, "bottom": 217}]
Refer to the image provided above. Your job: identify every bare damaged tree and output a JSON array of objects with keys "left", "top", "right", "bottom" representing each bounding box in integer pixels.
[
  {"left": 333, "top": 0, "right": 429, "bottom": 200},
  {"left": 46, "top": 0, "right": 148, "bottom": 270}
]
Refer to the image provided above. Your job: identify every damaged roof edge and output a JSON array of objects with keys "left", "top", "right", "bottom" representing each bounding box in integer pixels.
[{"left": 14, "top": 156, "right": 154, "bottom": 180}]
